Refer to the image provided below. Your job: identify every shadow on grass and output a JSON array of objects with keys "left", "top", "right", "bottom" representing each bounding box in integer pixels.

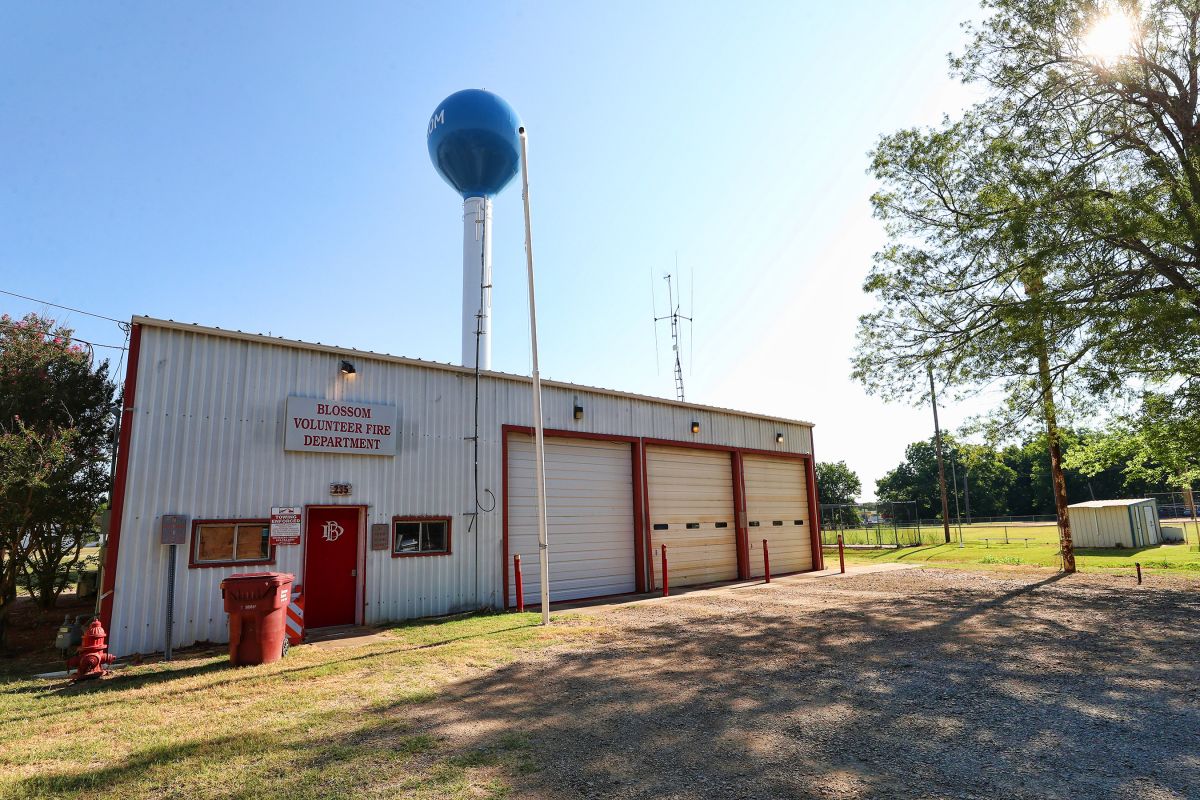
[
  {"left": 18, "top": 736, "right": 241, "bottom": 795},
  {"left": 0, "top": 613, "right": 543, "bottom": 727},
  {"left": 11, "top": 675, "right": 532, "bottom": 799},
  {"left": 10, "top": 574, "right": 1200, "bottom": 800}
]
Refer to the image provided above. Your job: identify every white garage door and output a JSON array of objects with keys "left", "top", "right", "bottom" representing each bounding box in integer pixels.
[
  {"left": 743, "top": 455, "right": 813, "bottom": 576},
  {"left": 507, "top": 435, "right": 635, "bottom": 606},
  {"left": 647, "top": 446, "right": 737, "bottom": 588}
]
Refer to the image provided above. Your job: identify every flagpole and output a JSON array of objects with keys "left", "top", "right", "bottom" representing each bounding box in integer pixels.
[{"left": 519, "top": 126, "right": 551, "bottom": 626}]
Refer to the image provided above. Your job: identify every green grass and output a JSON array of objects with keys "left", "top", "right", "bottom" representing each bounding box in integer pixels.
[
  {"left": 833, "top": 538, "right": 1200, "bottom": 574},
  {"left": 826, "top": 522, "right": 1067, "bottom": 547},
  {"left": 0, "top": 611, "right": 599, "bottom": 800}
]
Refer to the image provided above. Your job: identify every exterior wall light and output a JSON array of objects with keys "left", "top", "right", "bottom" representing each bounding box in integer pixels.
[
  {"left": 573, "top": 404, "right": 584, "bottom": 420},
  {"left": 776, "top": 433, "right": 784, "bottom": 444},
  {"left": 691, "top": 421, "right": 700, "bottom": 434},
  {"left": 339, "top": 360, "right": 356, "bottom": 376}
]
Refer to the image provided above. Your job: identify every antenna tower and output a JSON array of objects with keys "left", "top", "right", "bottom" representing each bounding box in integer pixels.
[{"left": 654, "top": 273, "right": 693, "bottom": 402}]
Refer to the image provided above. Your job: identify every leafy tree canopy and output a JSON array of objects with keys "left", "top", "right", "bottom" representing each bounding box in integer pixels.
[
  {"left": 815, "top": 461, "right": 862, "bottom": 507},
  {"left": 0, "top": 313, "right": 116, "bottom": 634}
]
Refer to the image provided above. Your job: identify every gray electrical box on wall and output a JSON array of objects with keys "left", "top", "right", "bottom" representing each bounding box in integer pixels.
[{"left": 160, "top": 515, "right": 188, "bottom": 545}]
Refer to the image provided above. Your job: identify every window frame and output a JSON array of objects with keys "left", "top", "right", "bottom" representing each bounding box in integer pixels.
[
  {"left": 188, "top": 518, "right": 275, "bottom": 569},
  {"left": 391, "top": 515, "right": 452, "bottom": 558}
]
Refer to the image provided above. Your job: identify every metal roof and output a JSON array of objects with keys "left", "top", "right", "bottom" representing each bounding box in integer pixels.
[
  {"left": 131, "top": 316, "right": 815, "bottom": 428},
  {"left": 1068, "top": 499, "right": 1154, "bottom": 508}
]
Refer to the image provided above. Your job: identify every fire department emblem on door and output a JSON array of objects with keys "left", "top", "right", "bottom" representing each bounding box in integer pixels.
[{"left": 321, "top": 520, "right": 345, "bottom": 543}]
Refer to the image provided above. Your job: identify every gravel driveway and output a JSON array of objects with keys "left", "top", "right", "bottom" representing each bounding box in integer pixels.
[{"left": 415, "top": 567, "right": 1200, "bottom": 799}]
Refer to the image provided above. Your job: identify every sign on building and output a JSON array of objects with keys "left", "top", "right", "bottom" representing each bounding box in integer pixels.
[
  {"left": 160, "top": 514, "right": 188, "bottom": 545},
  {"left": 270, "top": 506, "right": 302, "bottom": 546},
  {"left": 284, "top": 396, "right": 397, "bottom": 456},
  {"left": 370, "top": 523, "right": 389, "bottom": 551}
]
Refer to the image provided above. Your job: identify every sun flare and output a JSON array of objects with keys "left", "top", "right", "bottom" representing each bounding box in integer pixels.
[{"left": 1083, "top": 8, "right": 1139, "bottom": 64}]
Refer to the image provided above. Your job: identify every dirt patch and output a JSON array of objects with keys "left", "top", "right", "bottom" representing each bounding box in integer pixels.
[{"left": 413, "top": 568, "right": 1200, "bottom": 799}]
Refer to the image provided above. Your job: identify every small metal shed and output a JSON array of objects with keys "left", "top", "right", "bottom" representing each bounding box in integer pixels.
[{"left": 1068, "top": 499, "right": 1162, "bottom": 548}]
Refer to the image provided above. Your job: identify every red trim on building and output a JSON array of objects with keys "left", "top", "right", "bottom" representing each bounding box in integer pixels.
[
  {"left": 98, "top": 322, "right": 142, "bottom": 634},
  {"left": 187, "top": 518, "right": 275, "bottom": 569},
  {"left": 806, "top": 430, "right": 825, "bottom": 570},
  {"left": 389, "top": 515, "right": 453, "bottom": 558},
  {"left": 500, "top": 424, "right": 644, "bottom": 609},
  {"left": 642, "top": 437, "right": 735, "bottom": 453},
  {"left": 503, "top": 425, "right": 638, "bottom": 443},
  {"left": 731, "top": 451, "right": 750, "bottom": 580},
  {"left": 631, "top": 440, "right": 647, "bottom": 594},
  {"left": 499, "top": 424, "right": 822, "bottom": 608},
  {"left": 501, "top": 429, "right": 510, "bottom": 608},
  {"left": 640, "top": 437, "right": 653, "bottom": 590}
]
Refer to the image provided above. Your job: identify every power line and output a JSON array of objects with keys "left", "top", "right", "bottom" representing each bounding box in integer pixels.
[
  {"left": 0, "top": 319, "right": 127, "bottom": 350},
  {"left": 0, "top": 288, "right": 126, "bottom": 325}
]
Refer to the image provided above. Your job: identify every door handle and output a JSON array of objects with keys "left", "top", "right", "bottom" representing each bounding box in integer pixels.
[{"left": 351, "top": 569, "right": 357, "bottom": 577}]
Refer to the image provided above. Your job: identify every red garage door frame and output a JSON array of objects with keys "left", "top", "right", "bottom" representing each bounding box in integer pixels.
[
  {"left": 502, "top": 426, "right": 645, "bottom": 609},
  {"left": 641, "top": 438, "right": 824, "bottom": 584},
  {"left": 501, "top": 425, "right": 824, "bottom": 608}
]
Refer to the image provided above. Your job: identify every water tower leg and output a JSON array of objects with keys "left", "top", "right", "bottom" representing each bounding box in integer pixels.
[{"left": 461, "top": 195, "right": 493, "bottom": 370}]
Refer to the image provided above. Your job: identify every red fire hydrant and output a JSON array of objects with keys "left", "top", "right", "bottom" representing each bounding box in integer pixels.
[{"left": 66, "top": 619, "right": 116, "bottom": 681}]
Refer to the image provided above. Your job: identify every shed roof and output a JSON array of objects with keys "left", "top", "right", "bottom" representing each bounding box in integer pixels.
[
  {"left": 131, "top": 315, "right": 816, "bottom": 428},
  {"left": 1068, "top": 499, "right": 1153, "bottom": 509}
]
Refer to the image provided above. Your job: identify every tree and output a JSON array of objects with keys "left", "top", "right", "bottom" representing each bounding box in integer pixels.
[
  {"left": 0, "top": 314, "right": 115, "bottom": 643},
  {"left": 1066, "top": 393, "right": 1200, "bottom": 495},
  {"left": 856, "top": 0, "right": 1200, "bottom": 571},
  {"left": 877, "top": 435, "right": 960, "bottom": 521},
  {"left": 876, "top": 435, "right": 1016, "bottom": 521},
  {"left": 956, "top": 442, "right": 1019, "bottom": 520},
  {"left": 815, "top": 461, "right": 862, "bottom": 506},
  {"left": 816, "top": 461, "right": 863, "bottom": 527}
]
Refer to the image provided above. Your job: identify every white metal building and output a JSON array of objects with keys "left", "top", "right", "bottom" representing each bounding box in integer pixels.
[
  {"left": 98, "top": 317, "right": 822, "bottom": 657},
  {"left": 1067, "top": 499, "right": 1162, "bottom": 548}
]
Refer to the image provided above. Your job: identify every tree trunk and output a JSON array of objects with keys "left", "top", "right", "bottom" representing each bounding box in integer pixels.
[
  {"left": 929, "top": 368, "right": 953, "bottom": 544},
  {"left": 1024, "top": 274, "right": 1076, "bottom": 573},
  {"left": 1036, "top": 337, "right": 1076, "bottom": 573}
]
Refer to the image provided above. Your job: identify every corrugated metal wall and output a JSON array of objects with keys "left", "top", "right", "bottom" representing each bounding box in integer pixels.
[{"left": 109, "top": 322, "right": 813, "bottom": 656}]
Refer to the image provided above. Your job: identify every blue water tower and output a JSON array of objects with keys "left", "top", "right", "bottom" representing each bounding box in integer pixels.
[{"left": 428, "top": 90, "right": 523, "bottom": 369}]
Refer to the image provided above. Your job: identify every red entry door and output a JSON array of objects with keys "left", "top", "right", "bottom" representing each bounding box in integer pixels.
[{"left": 304, "top": 507, "right": 359, "bottom": 628}]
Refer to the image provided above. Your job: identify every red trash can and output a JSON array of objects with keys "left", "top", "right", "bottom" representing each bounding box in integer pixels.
[{"left": 220, "top": 572, "right": 294, "bottom": 666}]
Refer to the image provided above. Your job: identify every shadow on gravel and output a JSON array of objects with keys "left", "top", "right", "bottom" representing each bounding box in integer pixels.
[{"left": 411, "top": 572, "right": 1200, "bottom": 800}]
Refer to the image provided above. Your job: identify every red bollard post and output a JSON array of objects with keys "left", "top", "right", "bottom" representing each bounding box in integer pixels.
[
  {"left": 763, "top": 538, "right": 771, "bottom": 583},
  {"left": 661, "top": 544, "right": 669, "bottom": 597},
  {"left": 838, "top": 533, "right": 846, "bottom": 574},
  {"left": 514, "top": 554, "right": 525, "bottom": 612},
  {"left": 1136, "top": 562, "right": 1142, "bottom": 585}
]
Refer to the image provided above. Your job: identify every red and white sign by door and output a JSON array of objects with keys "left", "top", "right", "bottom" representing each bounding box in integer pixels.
[
  {"left": 270, "top": 506, "right": 302, "bottom": 546},
  {"left": 303, "top": 507, "right": 360, "bottom": 628}
]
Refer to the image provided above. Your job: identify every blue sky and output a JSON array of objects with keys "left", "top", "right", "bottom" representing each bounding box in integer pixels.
[{"left": 0, "top": 1, "right": 986, "bottom": 497}]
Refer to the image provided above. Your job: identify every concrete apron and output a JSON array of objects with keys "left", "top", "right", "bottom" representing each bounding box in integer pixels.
[{"left": 548, "top": 562, "right": 919, "bottom": 615}]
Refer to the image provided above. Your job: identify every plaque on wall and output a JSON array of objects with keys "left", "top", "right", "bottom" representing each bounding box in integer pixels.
[{"left": 370, "top": 523, "right": 389, "bottom": 551}]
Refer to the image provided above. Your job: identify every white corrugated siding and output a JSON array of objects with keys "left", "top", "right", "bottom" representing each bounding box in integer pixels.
[
  {"left": 647, "top": 446, "right": 737, "bottom": 588},
  {"left": 1068, "top": 502, "right": 1162, "bottom": 548},
  {"left": 108, "top": 322, "right": 814, "bottom": 656},
  {"left": 1137, "top": 503, "right": 1161, "bottom": 545},
  {"left": 506, "top": 435, "right": 635, "bottom": 605},
  {"left": 743, "top": 455, "right": 812, "bottom": 576}
]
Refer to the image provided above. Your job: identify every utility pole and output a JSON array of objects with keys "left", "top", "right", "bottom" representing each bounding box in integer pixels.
[{"left": 929, "top": 367, "right": 953, "bottom": 544}]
